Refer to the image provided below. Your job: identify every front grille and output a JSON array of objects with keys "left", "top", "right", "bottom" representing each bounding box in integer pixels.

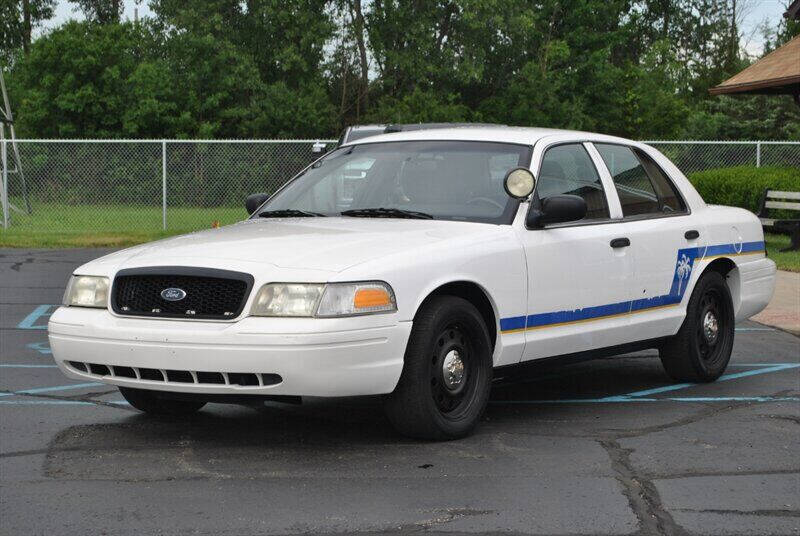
[
  {"left": 112, "top": 267, "right": 254, "bottom": 320},
  {"left": 68, "top": 361, "right": 282, "bottom": 387}
]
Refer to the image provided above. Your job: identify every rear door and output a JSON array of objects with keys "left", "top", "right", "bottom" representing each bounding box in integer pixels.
[{"left": 591, "top": 143, "right": 705, "bottom": 341}]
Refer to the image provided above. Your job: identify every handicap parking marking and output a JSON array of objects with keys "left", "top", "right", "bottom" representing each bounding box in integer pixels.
[
  {"left": 25, "top": 342, "right": 52, "bottom": 354},
  {"left": 16, "top": 304, "right": 57, "bottom": 330}
]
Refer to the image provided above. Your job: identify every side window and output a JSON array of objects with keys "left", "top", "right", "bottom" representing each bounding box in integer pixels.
[
  {"left": 595, "top": 144, "right": 686, "bottom": 217},
  {"left": 634, "top": 148, "right": 686, "bottom": 213},
  {"left": 537, "top": 144, "right": 609, "bottom": 220}
]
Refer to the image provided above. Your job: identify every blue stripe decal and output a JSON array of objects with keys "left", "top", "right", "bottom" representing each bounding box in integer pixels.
[
  {"left": 499, "top": 316, "right": 526, "bottom": 332},
  {"left": 501, "top": 240, "right": 765, "bottom": 333},
  {"left": 526, "top": 299, "right": 631, "bottom": 329}
]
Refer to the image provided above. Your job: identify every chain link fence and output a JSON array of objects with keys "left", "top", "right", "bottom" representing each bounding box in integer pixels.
[
  {"left": 644, "top": 141, "right": 800, "bottom": 175},
  {"left": 1, "top": 140, "right": 337, "bottom": 234},
  {"left": 1, "top": 139, "right": 798, "bottom": 235}
]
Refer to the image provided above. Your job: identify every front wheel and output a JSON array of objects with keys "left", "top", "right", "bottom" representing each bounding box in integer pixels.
[
  {"left": 659, "top": 270, "right": 735, "bottom": 382},
  {"left": 384, "top": 296, "right": 493, "bottom": 440},
  {"left": 119, "top": 387, "right": 206, "bottom": 415}
]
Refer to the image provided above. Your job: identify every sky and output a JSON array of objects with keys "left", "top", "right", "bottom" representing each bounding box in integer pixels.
[{"left": 41, "top": 0, "right": 792, "bottom": 57}]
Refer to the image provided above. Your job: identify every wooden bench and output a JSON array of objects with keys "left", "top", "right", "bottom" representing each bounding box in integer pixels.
[{"left": 757, "top": 189, "right": 800, "bottom": 252}]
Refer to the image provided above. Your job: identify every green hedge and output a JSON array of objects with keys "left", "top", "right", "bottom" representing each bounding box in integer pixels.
[{"left": 687, "top": 166, "right": 800, "bottom": 214}]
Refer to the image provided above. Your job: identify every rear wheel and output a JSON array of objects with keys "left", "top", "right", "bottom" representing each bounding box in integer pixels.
[
  {"left": 119, "top": 387, "right": 206, "bottom": 415},
  {"left": 384, "top": 296, "right": 493, "bottom": 440},
  {"left": 659, "top": 270, "right": 734, "bottom": 382}
]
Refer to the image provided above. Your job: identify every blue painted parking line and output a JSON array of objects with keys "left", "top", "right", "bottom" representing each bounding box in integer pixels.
[
  {"left": 735, "top": 327, "right": 776, "bottom": 332},
  {"left": 663, "top": 396, "right": 800, "bottom": 402},
  {"left": 16, "top": 304, "right": 56, "bottom": 330},
  {"left": 493, "top": 395, "right": 800, "bottom": 404},
  {"left": 617, "top": 382, "right": 693, "bottom": 398},
  {"left": 0, "top": 382, "right": 103, "bottom": 397},
  {"left": 0, "top": 400, "right": 97, "bottom": 406},
  {"left": 0, "top": 399, "right": 129, "bottom": 406},
  {"left": 492, "top": 363, "right": 800, "bottom": 405},
  {"left": 0, "top": 364, "right": 59, "bottom": 368},
  {"left": 613, "top": 363, "right": 799, "bottom": 400},
  {"left": 710, "top": 363, "right": 799, "bottom": 381}
]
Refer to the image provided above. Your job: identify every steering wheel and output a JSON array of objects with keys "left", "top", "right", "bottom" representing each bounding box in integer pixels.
[{"left": 467, "top": 197, "right": 505, "bottom": 210}]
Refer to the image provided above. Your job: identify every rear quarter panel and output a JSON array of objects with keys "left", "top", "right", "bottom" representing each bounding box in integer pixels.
[{"left": 683, "top": 205, "right": 773, "bottom": 322}]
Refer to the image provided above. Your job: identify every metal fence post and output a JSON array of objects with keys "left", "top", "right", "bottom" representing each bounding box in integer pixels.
[
  {"left": 162, "top": 140, "right": 167, "bottom": 230},
  {"left": 1, "top": 136, "right": 8, "bottom": 229},
  {"left": 756, "top": 141, "right": 761, "bottom": 168}
]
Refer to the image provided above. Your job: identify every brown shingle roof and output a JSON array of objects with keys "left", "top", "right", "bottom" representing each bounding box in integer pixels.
[
  {"left": 786, "top": 0, "right": 800, "bottom": 20},
  {"left": 709, "top": 35, "right": 800, "bottom": 95}
]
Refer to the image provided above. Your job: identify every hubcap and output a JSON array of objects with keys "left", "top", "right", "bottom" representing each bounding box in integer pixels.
[
  {"left": 442, "top": 349, "right": 465, "bottom": 390},
  {"left": 430, "top": 325, "right": 473, "bottom": 414},
  {"left": 696, "top": 288, "right": 728, "bottom": 366},
  {"left": 703, "top": 310, "right": 719, "bottom": 344}
]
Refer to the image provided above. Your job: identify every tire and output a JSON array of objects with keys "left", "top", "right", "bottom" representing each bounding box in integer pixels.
[
  {"left": 384, "top": 296, "right": 493, "bottom": 440},
  {"left": 119, "top": 387, "right": 206, "bottom": 415},
  {"left": 659, "top": 270, "right": 735, "bottom": 382}
]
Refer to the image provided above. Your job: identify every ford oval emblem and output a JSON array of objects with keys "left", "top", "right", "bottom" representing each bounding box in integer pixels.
[{"left": 160, "top": 288, "right": 187, "bottom": 301}]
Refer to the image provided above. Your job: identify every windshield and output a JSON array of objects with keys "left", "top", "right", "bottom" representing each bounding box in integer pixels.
[{"left": 256, "top": 141, "right": 532, "bottom": 224}]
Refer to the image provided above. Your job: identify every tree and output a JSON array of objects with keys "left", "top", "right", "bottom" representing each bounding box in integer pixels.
[
  {"left": 0, "top": 0, "right": 55, "bottom": 64},
  {"left": 4, "top": 0, "right": 798, "bottom": 140},
  {"left": 11, "top": 21, "right": 146, "bottom": 137},
  {"left": 68, "top": 0, "right": 123, "bottom": 24}
]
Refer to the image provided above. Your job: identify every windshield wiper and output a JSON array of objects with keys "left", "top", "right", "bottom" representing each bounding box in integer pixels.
[
  {"left": 258, "top": 209, "right": 326, "bottom": 218},
  {"left": 340, "top": 208, "right": 434, "bottom": 220}
]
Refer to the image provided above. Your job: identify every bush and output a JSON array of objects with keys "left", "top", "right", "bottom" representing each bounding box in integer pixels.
[{"left": 687, "top": 166, "right": 800, "bottom": 214}]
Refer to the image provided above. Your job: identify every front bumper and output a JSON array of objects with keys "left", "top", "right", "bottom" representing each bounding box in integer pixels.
[{"left": 48, "top": 307, "right": 412, "bottom": 397}]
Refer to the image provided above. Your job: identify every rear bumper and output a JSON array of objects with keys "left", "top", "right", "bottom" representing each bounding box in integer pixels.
[
  {"left": 48, "top": 307, "right": 412, "bottom": 397},
  {"left": 734, "top": 257, "right": 777, "bottom": 322}
]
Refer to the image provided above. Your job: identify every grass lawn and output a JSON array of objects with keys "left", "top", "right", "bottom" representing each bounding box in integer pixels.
[
  {"left": 2, "top": 204, "right": 799, "bottom": 272},
  {"left": 0, "top": 203, "right": 246, "bottom": 248},
  {"left": 765, "top": 232, "right": 800, "bottom": 272}
]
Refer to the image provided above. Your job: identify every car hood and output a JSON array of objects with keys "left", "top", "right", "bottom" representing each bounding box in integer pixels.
[{"left": 84, "top": 217, "right": 504, "bottom": 275}]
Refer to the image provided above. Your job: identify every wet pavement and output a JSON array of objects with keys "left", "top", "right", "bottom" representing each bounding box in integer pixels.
[{"left": 1, "top": 248, "right": 798, "bottom": 535}]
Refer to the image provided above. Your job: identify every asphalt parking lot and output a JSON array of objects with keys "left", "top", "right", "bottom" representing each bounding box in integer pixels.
[{"left": 1, "top": 248, "right": 798, "bottom": 536}]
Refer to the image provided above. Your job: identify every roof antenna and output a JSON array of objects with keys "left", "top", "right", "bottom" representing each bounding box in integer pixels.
[{"left": 0, "top": 69, "right": 32, "bottom": 229}]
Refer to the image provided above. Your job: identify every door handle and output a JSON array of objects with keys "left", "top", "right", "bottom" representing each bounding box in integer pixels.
[
  {"left": 610, "top": 237, "right": 630, "bottom": 248},
  {"left": 685, "top": 230, "right": 700, "bottom": 240}
]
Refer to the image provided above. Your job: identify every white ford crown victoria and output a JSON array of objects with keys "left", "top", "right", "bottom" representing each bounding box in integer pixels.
[{"left": 48, "top": 126, "right": 776, "bottom": 439}]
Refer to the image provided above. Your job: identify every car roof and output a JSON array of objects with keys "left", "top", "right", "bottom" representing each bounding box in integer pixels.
[{"left": 342, "top": 125, "right": 635, "bottom": 147}]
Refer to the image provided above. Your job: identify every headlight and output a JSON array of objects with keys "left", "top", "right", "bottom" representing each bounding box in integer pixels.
[
  {"left": 250, "top": 283, "right": 325, "bottom": 317},
  {"left": 250, "top": 281, "right": 396, "bottom": 317},
  {"left": 63, "top": 275, "right": 110, "bottom": 308}
]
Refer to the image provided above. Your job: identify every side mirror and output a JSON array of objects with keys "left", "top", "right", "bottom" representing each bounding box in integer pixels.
[
  {"left": 503, "top": 168, "right": 536, "bottom": 199},
  {"left": 246, "top": 193, "right": 270, "bottom": 215},
  {"left": 527, "top": 195, "right": 587, "bottom": 228}
]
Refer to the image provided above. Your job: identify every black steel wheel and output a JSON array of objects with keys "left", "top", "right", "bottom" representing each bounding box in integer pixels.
[
  {"left": 385, "top": 296, "right": 492, "bottom": 440},
  {"left": 660, "top": 270, "right": 735, "bottom": 382}
]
